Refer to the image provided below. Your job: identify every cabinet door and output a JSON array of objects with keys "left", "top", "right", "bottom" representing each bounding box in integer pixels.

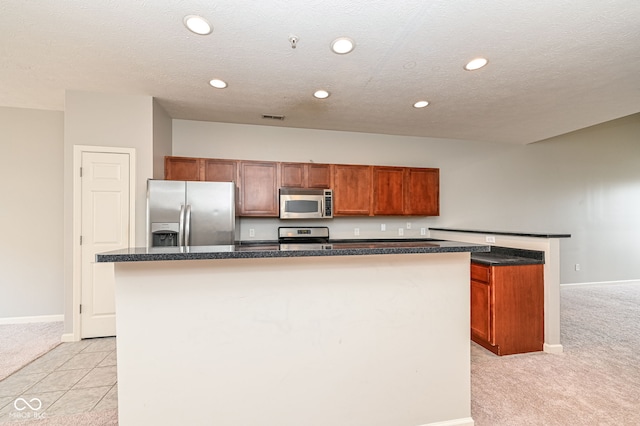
[
  {"left": 470, "top": 279, "right": 492, "bottom": 344},
  {"left": 164, "top": 156, "right": 202, "bottom": 181},
  {"left": 238, "top": 161, "right": 279, "bottom": 216},
  {"left": 280, "top": 163, "right": 306, "bottom": 188},
  {"left": 280, "top": 163, "right": 333, "bottom": 188},
  {"left": 307, "top": 164, "right": 333, "bottom": 188},
  {"left": 203, "top": 159, "right": 237, "bottom": 182},
  {"left": 372, "top": 167, "right": 405, "bottom": 215},
  {"left": 405, "top": 168, "right": 439, "bottom": 216},
  {"left": 333, "top": 164, "right": 372, "bottom": 216}
]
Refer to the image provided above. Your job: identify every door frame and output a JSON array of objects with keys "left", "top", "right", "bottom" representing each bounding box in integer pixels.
[{"left": 71, "top": 145, "right": 136, "bottom": 341}]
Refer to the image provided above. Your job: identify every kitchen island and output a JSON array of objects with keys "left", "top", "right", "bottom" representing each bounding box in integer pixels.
[{"left": 98, "top": 240, "right": 489, "bottom": 426}]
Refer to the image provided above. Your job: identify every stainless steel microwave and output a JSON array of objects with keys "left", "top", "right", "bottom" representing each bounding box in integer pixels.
[{"left": 279, "top": 188, "right": 333, "bottom": 219}]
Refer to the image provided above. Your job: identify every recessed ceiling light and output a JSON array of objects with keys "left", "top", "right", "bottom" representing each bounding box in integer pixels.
[
  {"left": 209, "top": 79, "right": 227, "bottom": 89},
  {"left": 313, "top": 90, "right": 330, "bottom": 99},
  {"left": 183, "top": 15, "right": 212, "bottom": 35},
  {"left": 464, "top": 57, "right": 488, "bottom": 71},
  {"left": 331, "top": 37, "right": 355, "bottom": 54},
  {"left": 413, "top": 100, "right": 429, "bottom": 108}
]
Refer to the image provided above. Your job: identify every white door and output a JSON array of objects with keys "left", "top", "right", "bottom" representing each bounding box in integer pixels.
[{"left": 80, "top": 151, "right": 132, "bottom": 338}]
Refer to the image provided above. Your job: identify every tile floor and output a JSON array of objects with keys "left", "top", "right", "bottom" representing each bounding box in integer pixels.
[{"left": 0, "top": 337, "right": 117, "bottom": 422}]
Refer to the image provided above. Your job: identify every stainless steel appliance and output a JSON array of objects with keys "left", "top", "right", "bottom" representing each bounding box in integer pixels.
[
  {"left": 278, "top": 226, "right": 331, "bottom": 250},
  {"left": 147, "top": 179, "right": 236, "bottom": 247},
  {"left": 279, "top": 188, "right": 333, "bottom": 219}
]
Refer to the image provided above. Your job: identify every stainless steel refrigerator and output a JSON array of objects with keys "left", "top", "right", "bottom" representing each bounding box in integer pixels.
[{"left": 147, "top": 179, "right": 237, "bottom": 247}]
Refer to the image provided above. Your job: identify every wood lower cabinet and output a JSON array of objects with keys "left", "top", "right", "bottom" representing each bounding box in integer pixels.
[
  {"left": 333, "top": 164, "right": 372, "bottom": 216},
  {"left": 470, "top": 262, "right": 544, "bottom": 356},
  {"left": 280, "top": 163, "right": 333, "bottom": 189},
  {"left": 238, "top": 161, "right": 279, "bottom": 216}
]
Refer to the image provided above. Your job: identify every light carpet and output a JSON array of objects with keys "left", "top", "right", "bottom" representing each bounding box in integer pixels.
[
  {"left": 0, "top": 322, "right": 63, "bottom": 381},
  {"left": 472, "top": 282, "right": 640, "bottom": 425}
]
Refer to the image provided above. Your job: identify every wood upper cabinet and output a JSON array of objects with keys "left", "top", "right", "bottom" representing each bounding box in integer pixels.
[
  {"left": 280, "top": 163, "right": 333, "bottom": 189},
  {"left": 470, "top": 262, "right": 544, "bottom": 356},
  {"left": 372, "top": 166, "right": 439, "bottom": 216},
  {"left": 405, "top": 168, "right": 439, "bottom": 216},
  {"left": 372, "top": 167, "right": 405, "bottom": 215},
  {"left": 165, "top": 156, "right": 439, "bottom": 217},
  {"left": 333, "top": 164, "right": 372, "bottom": 216},
  {"left": 203, "top": 158, "right": 238, "bottom": 182},
  {"left": 238, "top": 161, "right": 279, "bottom": 216},
  {"left": 164, "top": 156, "right": 202, "bottom": 181}
]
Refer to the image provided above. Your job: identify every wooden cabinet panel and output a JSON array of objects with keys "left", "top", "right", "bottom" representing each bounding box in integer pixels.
[
  {"left": 372, "top": 167, "right": 405, "bottom": 215},
  {"left": 164, "top": 156, "right": 202, "bottom": 181},
  {"left": 333, "top": 164, "right": 372, "bottom": 216},
  {"left": 307, "top": 164, "right": 332, "bottom": 188},
  {"left": 470, "top": 262, "right": 544, "bottom": 356},
  {"left": 470, "top": 279, "right": 492, "bottom": 343},
  {"left": 164, "top": 156, "right": 438, "bottom": 218},
  {"left": 203, "top": 159, "right": 237, "bottom": 182},
  {"left": 238, "top": 161, "right": 279, "bottom": 216},
  {"left": 405, "top": 168, "right": 439, "bottom": 216},
  {"left": 280, "top": 163, "right": 306, "bottom": 188},
  {"left": 280, "top": 163, "right": 332, "bottom": 189}
]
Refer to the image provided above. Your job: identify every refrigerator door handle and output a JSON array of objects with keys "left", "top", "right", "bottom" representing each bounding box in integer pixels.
[
  {"left": 179, "top": 204, "right": 186, "bottom": 246},
  {"left": 185, "top": 205, "right": 192, "bottom": 246}
]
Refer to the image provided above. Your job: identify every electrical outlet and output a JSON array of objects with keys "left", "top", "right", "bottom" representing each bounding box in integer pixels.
[
  {"left": 420, "top": 227, "right": 426, "bottom": 236},
  {"left": 398, "top": 228, "right": 404, "bottom": 236},
  {"left": 381, "top": 224, "right": 386, "bottom": 231},
  {"left": 575, "top": 264, "right": 580, "bottom": 271},
  {"left": 486, "top": 236, "right": 496, "bottom": 243},
  {"left": 249, "top": 228, "right": 255, "bottom": 238},
  {"left": 354, "top": 228, "right": 360, "bottom": 236},
  {"left": 406, "top": 222, "right": 412, "bottom": 229}
]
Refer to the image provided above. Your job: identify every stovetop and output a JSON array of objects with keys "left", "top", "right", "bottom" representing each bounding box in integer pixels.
[{"left": 278, "top": 226, "right": 330, "bottom": 244}]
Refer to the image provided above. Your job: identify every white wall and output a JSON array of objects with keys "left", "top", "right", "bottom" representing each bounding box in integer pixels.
[
  {"left": 173, "top": 114, "right": 640, "bottom": 285},
  {"left": 63, "top": 91, "right": 155, "bottom": 333},
  {"left": 0, "top": 107, "right": 64, "bottom": 319},
  {"left": 152, "top": 100, "right": 172, "bottom": 179}
]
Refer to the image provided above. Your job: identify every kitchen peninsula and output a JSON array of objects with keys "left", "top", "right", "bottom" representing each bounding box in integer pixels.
[
  {"left": 98, "top": 240, "right": 489, "bottom": 426},
  {"left": 430, "top": 228, "right": 571, "bottom": 354}
]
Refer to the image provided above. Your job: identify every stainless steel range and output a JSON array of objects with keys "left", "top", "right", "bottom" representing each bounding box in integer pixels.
[{"left": 278, "top": 226, "right": 331, "bottom": 250}]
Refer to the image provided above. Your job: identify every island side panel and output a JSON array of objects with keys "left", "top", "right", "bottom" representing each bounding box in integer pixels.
[{"left": 114, "top": 253, "right": 473, "bottom": 426}]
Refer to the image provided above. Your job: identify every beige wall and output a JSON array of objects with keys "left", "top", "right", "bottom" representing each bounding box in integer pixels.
[
  {"left": 152, "top": 100, "right": 172, "bottom": 179},
  {"left": 63, "top": 91, "right": 156, "bottom": 333},
  {"left": 0, "top": 107, "right": 64, "bottom": 319},
  {"left": 2, "top": 101, "right": 638, "bottom": 322},
  {"left": 173, "top": 114, "right": 640, "bottom": 285}
]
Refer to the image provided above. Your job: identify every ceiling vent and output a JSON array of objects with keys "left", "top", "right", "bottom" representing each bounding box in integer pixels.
[{"left": 262, "top": 114, "right": 285, "bottom": 120}]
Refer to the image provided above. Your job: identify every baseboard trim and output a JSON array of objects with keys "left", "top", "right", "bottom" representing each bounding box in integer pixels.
[
  {"left": 543, "top": 343, "right": 564, "bottom": 354},
  {"left": 0, "top": 314, "right": 64, "bottom": 325},
  {"left": 60, "top": 333, "right": 78, "bottom": 342},
  {"left": 419, "top": 417, "right": 474, "bottom": 426},
  {"left": 561, "top": 279, "right": 640, "bottom": 288}
]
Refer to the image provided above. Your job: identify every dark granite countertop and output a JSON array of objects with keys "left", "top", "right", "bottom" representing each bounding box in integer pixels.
[
  {"left": 96, "top": 239, "right": 490, "bottom": 263},
  {"left": 430, "top": 227, "right": 571, "bottom": 239},
  {"left": 471, "top": 246, "right": 545, "bottom": 266}
]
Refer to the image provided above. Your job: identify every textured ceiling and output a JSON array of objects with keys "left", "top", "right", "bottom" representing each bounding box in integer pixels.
[{"left": 1, "top": 0, "right": 639, "bottom": 144}]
